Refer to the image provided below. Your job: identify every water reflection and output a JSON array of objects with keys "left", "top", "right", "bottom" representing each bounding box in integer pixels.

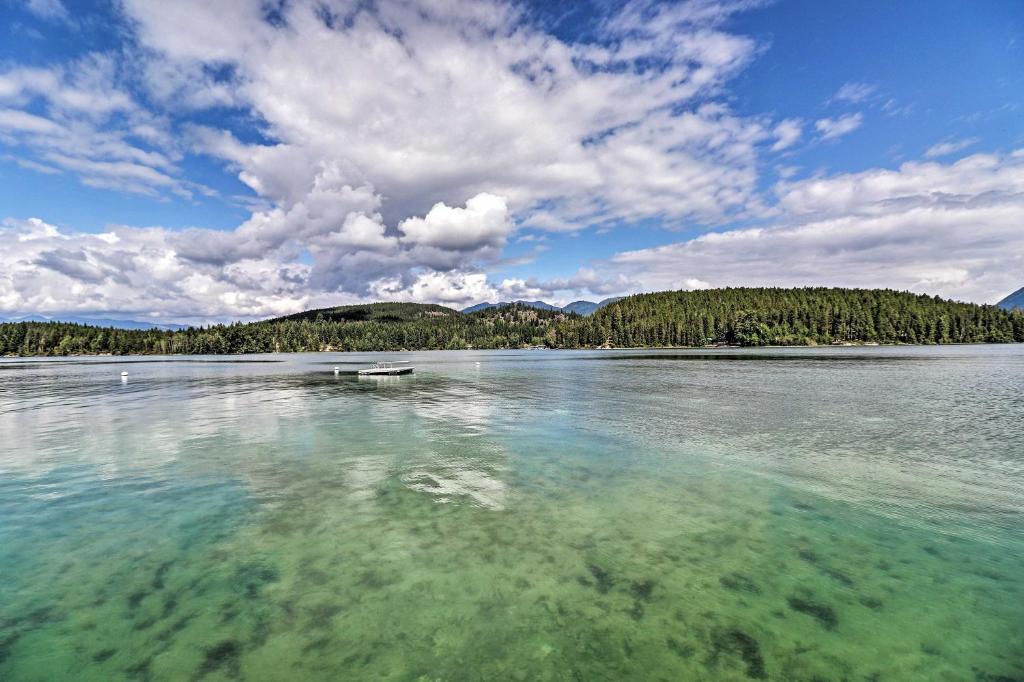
[{"left": 2, "top": 348, "right": 1023, "bottom": 531}]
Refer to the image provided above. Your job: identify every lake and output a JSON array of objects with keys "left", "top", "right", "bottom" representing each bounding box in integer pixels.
[{"left": 1, "top": 346, "right": 1022, "bottom": 680}]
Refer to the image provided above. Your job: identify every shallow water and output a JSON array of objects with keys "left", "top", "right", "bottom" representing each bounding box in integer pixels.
[{"left": 1, "top": 346, "right": 1022, "bottom": 680}]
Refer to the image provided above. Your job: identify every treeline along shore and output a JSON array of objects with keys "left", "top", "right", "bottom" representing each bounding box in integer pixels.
[{"left": 2, "top": 288, "right": 1022, "bottom": 356}]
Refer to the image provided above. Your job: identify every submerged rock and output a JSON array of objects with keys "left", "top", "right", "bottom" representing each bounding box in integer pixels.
[
  {"left": 720, "top": 573, "right": 761, "bottom": 594},
  {"left": 152, "top": 561, "right": 173, "bottom": 590},
  {"left": 973, "top": 670, "right": 1024, "bottom": 682},
  {"left": 787, "top": 595, "right": 838, "bottom": 631},
  {"left": 0, "top": 632, "right": 20, "bottom": 665},
  {"left": 586, "top": 563, "right": 614, "bottom": 594},
  {"left": 233, "top": 561, "right": 280, "bottom": 599},
  {"left": 711, "top": 628, "right": 767, "bottom": 679},
  {"left": 196, "top": 639, "right": 241, "bottom": 678},
  {"left": 125, "top": 656, "right": 152, "bottom": 680},
  {"left": 126, "top": 590, "right": 148, "bottom": 610},
  {"left": 629, "top": 578, "right": 656, "bottom": 601},
  {"left": 822, "top": 567, "right": 855, "bottom": 587},
  {"left": 666, "top": 637, "right": 696, "bottom": 659}
]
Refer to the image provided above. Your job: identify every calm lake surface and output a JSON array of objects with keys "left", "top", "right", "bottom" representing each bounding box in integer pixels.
[{"left": 1, "top": 346, "right": 1022, "bottom": 680}]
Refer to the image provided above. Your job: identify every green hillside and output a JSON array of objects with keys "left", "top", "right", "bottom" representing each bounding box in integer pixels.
[
  {"left": 553, "top": 287, "right": 1024, "bottom": 347},
  {"left": 273, "top": 302, "right": 459, "bottom": 323},
  {"left": 2, "top": 288, "right": 1021, "bottom": 356},
  {"left": 0, "top": 303, "right": 567, "bottom": 356}
]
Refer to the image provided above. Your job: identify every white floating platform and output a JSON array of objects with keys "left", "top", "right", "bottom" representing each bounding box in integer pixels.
[{"left": 357, "top": 362, "right": 413, "bottom": 376}]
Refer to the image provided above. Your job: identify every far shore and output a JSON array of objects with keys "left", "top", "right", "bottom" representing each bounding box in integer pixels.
[{"left": 4, "top": 340, "right": 1021, "bottom": 360}]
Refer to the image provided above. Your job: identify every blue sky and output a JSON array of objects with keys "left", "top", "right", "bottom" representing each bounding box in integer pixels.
[{"left": 0, "top": 0, "right": 1022, "bottom": 322}]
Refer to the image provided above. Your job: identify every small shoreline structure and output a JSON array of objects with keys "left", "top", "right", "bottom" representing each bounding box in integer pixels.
[{"left": 357, "top": 360, "right": 414, "bottom": 376}]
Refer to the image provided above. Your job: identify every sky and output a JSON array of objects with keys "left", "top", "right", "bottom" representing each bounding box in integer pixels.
[{"left": 0, "top": 0, "right": 1021, "bottom": 324}]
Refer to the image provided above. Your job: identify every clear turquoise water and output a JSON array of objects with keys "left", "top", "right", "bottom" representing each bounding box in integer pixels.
[{"left": 1, "top": 347, "right": 1022, "bottom": 681}]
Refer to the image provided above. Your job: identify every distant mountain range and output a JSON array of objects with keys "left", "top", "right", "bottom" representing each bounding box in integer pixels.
[
  {"left": 0, "top": 314, "right": 187, "bottom": 331},
  {"left": 461, "top": 300, "right": 558, "bottom": 314},
  {"left": 998, "top": 287, "right": 1024, "bottom": 311},
  {"left": 461, "top": 297, "right": 622, "bottom": 316}
]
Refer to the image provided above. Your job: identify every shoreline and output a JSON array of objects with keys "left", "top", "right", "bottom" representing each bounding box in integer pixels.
[{"left": 3, "top": 340, "right": 1020, "bottom": 360}]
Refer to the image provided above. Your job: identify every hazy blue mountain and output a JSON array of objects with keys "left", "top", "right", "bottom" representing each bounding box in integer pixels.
[
  {"left": 562, "top": 297, "right": 623, "bottom": 315},
  {"left": 64, "top": 317, "right": 189, "bottom": 331},
  {"left": 0, "top": 314, "right": 51, "bottom": 323},
  {"left": 462, "top": 300, "right": 560, "bottom": 314},
  {"left": 462, "top": 298, "right": 621, "bottom": 316},
  {"left": 561, "top": 301, "right": 598, "bottom": 315},
  {"left": 997, "top": 287, "right": 1024, "bottom": 310},
  {"left": 0, "top": 314, "right": 187, "bottom": 330}
]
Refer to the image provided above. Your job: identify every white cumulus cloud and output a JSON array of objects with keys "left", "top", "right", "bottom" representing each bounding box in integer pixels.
[
  {"left": 121, "top": 0, "right": 768, "bottom": 230},
  {"left": 0, "top": 0, "right": 1019, "bottom": 320},
  {"left": 399, "top": 194, "right": 513, "bottom": 251},
  {"left": 602, "top": 150, "right": 1024, "bottom": 304}
]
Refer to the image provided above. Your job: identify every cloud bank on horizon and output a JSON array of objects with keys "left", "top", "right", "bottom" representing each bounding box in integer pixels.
[{"left": 0, "top": 0, "right": 1021, "bottom": 323}]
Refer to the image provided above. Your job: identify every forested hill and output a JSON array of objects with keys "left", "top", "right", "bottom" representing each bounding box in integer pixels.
[
  {"left": 1, "top": 289, "right": 1022, "bottom": 356},
  {"left": 272, "top": 302, "right": 459, "bottom": 323},
  {"left": 552, "top": 288, "right": 1024, "bottom": 347},
  {"left": 0, "top": 303, "right": 569, "bottom": 356}
]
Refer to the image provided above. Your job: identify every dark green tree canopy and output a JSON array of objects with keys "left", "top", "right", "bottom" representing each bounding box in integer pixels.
[{"left": 2, "top": 289, "right": 1021, "bottom": 356}]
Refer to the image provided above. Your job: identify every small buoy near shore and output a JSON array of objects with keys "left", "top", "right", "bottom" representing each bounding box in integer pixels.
[
  {"left": 120, "top": 371, "right": 128, "bottom": 377},
  {"left": 333, "top": 366, "right": 340, "bottom": 375}
]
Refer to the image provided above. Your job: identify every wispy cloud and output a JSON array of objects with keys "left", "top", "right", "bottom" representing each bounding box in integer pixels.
[
  {"left": 25, "top": 0, "right": 69, "bottom": 22},
  {"left": 815, "top": 112, "right": 863, "bottom": 141},
  {"left": 2, "top": 155, "right": 63, "bottom": 175},
  {"left": 882, "top": 98, "right": 913, "bottom": 118},
  {"left": 0, "top": 54, "right": 202, "bottom": 198},
  {"left": 830, "top": 81, "right": 877, "bottom": 104},
  {"left": 771, "top": 119, "right": 802, "bottom": 151},
  {"left": 0, "top": 108, "right": 62, "bottom": 134},
  {"left": 925, "top": 138, "right": 979, "bottom": 158}
]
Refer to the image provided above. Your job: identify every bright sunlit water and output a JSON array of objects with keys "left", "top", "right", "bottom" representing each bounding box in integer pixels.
[{"left": 1, "top": 346, "right": 1022, "bottom": 680}]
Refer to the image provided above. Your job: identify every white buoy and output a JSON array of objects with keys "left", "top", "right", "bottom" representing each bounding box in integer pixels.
[
  {"left": 333, "top": 366, "right": 340, "bottom": 375},
  {"left": 120, "top": 371, "right": 128, "bottom": 377}
]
